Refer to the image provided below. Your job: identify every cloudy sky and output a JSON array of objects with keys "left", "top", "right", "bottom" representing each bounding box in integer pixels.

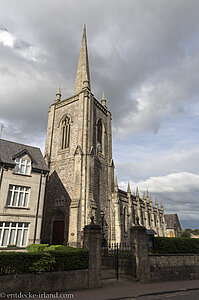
[{"left": 0, "top": 0, "right": 199, "bottom": 229}]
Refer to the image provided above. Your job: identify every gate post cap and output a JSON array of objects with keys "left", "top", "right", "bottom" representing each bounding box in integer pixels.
[{"left": 84, "top": 217, "right": 101, "bottom": 231}]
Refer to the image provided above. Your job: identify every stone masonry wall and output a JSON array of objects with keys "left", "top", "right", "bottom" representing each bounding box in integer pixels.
[
  {"left": 149, "top": 254, "right": 199, "bottom": 281},
  {"left": 0, "top": 269, "right": 88, "bottom": 293}
]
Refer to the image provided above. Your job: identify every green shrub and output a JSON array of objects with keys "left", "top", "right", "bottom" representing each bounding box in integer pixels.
[
  {"left": 51, "top": 251, "right": 89, "bottom": 271},
  {"left": 154, "top": 237, "right": 199, "bottom": 254},
  {"left": 0, "top": 249, "right": 88, "bottom": 275},
  {"left": 0, "top": 252, "right": 42, "bottom": 275},
  {"left": 26, "top": 244, "right": 49, "bottom": 252},
  {"left": 181, "top": 231, "right": 191, "bottom": 238},
  {"left": 29, "top": 253, "right": 56, "bottom": 273}
]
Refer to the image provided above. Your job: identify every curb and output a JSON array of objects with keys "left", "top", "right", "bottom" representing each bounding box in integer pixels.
[{"left": 104, "top": 287, "right": 199, "bottom": 300}]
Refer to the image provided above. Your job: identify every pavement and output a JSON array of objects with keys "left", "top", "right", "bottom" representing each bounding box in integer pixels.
[{"left": 72, "top": 278, "right": 199, "bottom": 300}]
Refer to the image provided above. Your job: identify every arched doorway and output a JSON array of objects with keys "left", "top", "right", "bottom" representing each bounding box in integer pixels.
[
  {"left": 52, "top": 210, "right": 65, "bottom": 245},
  {"left": 169, "top": 231, "right": 174, "bottom": 238}
]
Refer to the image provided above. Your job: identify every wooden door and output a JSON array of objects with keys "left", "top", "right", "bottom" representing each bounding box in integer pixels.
[{"left": 52, "top": 220, "right": 64, "bottom": 245}]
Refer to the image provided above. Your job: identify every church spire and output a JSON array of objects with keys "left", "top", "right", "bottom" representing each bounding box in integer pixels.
[
  {"left": 127, "top": 182, "right": 131, "bottom": 194},
  {"left": 55, "top": 84, "right": 61, "bottom": 102},
  {"left": 101, "top": 91, "right": 107, "bottom": 107},
  {"left": 74, "top": 25, "right": 90, "bottom": 95}
]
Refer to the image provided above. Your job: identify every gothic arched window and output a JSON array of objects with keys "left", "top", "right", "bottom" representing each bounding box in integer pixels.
[
  {"left": 123, "top": 207, "right": 128, "bottom": 233},
  {"left": 148, "top": 210, "right": 151, "bottom": 226},
  {"left": 132, "top": 206, "right": 135, "bottom": 224},
  {"left": 97, "top": 119, "right": 102, "bottom": 152},
  {"left": 61, "top": 117, "right": 70, "bottom": 149},
  {"left": 140, "top": 209, "right": 144, "bottom": 225}
]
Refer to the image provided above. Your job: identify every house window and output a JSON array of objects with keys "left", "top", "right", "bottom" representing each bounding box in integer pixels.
[
  {"left": 14, "top": 158, "right": 31, "bottom": 175},
  {"left": 6, "top": 185, "right": 30, "bottom": 208},
  {"left": 61, "top": 117, "right": 70, "bottom": 149},
  {"left": 0, "top": 222, "right": 29, "bottom": 247},
  {"left": 97, "top": 119, "right": 102, "bottom": 152}
]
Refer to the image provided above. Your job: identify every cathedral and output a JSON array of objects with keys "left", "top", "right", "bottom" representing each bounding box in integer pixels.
[{"left": 41, "top": 26, "right": 181, "bottom": 247}]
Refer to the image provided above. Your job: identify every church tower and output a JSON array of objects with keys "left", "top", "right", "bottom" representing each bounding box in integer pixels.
[{"left": 43, "top": 26, "right": 114, "bottom": 247}]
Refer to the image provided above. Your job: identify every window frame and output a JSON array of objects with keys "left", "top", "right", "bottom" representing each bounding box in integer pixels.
[
  {"left": 96, "top": 118, "right": 105, "bottom": 155},
  {"left": 123, "top": 207, "right": 128, "bottom": 233},
  {"left": 60, "top": 116, "right": 71, "bottom": 150},
  {"left": 6, "top": 185, "right": 30, "bottom": 208},
  {"left": 14, "top": 157, "right": 31, "bottom": 175},
  {"left": 0, "top": 222, "right": 29, "bottom": 247}
]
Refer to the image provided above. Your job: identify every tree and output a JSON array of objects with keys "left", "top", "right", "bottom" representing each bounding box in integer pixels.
[{"left": 181, "top": 230, "right": 191, "bottom": 238}]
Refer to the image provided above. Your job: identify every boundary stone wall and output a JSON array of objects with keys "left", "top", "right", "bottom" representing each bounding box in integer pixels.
[
  {"left": 149, "top": 254, "right": 199, "bottom": 281},
  {"left": 0, "top": 269, "right": 88, "bottom": 293}
]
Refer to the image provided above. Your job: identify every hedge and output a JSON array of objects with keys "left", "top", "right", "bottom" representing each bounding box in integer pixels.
[
  {"left": 46, "top": 245, "right": 82, "bottom": 252},
  {"left": 26, "top": 244, "right": 82, "bottom": 253},
  {"left": 154, "top": 237, "right": 199, "bottom": 254},
  {"left": 0, "top": 250, "right": 88, "bottom": 275},
  {"left": 26, "top": 244, "right": 49, "bottom": 252}
]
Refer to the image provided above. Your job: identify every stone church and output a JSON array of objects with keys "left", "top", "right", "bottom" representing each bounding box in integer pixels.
[{"left": 41, "top": 26, "right": 181, "bottom": 247}]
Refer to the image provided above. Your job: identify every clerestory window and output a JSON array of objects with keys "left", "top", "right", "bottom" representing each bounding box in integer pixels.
[{"left": 61, "top": 117, "right": 70, "bottom": 149}]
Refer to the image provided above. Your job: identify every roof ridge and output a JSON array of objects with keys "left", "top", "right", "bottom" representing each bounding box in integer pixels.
[{"left": 0, "top": 138, "right": 40, "bottom": 150}]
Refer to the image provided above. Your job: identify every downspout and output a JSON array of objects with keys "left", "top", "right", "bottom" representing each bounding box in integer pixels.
[
  {"left": 33, "top": 172, "right": 43, "bottom": 243},
  {"left": 0, "top": 164, "right": 4, "bottom": 190}
]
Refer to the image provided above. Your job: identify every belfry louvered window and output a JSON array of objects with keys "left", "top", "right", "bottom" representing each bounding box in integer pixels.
[{"left": 61, "top": 117, "right": 70, "bottom": 149}]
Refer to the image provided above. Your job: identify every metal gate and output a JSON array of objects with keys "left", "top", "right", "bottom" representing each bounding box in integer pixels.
[{"left": 101, "top": 243, "right": 133, "bottom": 280}]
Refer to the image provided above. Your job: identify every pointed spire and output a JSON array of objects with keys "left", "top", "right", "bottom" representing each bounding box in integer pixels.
[
  {"left": 74, "top": 25, "right": 90, "bottom": 95},
  {"left": 55, "top": 84, "right": 61, "bottom": 101},
  {"left": 127, "top": 182, "right": 131, "bottom": 194},
  {"left": 136, "top": 187, "right": 139, "bottom": 198},
  {"left": 155, "top": 197, "right": 158, "bottom": 207},
  {"left": 161, "top": 200, "right": 164, "bottom": 210},
  {"left": 146, "top": 190, "right": 149, "bottom": 201},
  {"left": 143, "top": 191, "right": 146, "bottom": 200},
  {"left": 101, "top": 91, "right": 107, "bottom": 107},
  {"left": 150, "top": 194, "right": 153, "bottom": 204}
]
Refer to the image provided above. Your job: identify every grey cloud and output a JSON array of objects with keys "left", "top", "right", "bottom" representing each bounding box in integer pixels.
[
  {"left": 116, "top": 146, "right": 199, "bottom": 183},
  {"left": 1, "top": 0, "right": 199, "bottom": 137}
]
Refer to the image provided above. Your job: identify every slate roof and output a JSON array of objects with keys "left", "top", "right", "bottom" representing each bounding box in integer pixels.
[
  {"left": 164, "top": 214, "right": 181, "bottom": 229},
  {"left": 0, "top": 139, "right": 49, "bottom": 172}
]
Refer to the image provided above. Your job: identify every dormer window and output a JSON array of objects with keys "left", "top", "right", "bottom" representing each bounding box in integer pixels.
[{"left": 14, "top": 158, "right": 31, "bottom": 175}]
